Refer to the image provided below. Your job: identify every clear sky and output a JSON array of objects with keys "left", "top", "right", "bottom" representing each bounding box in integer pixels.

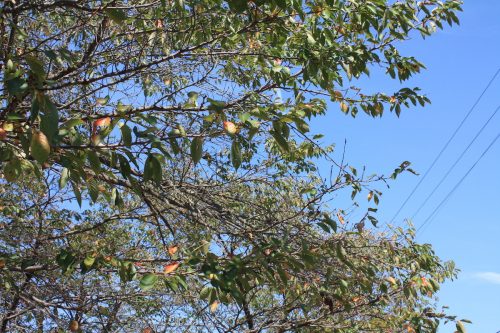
[{"left": 312, "top": 1, "right": 500, "bottom": 332}]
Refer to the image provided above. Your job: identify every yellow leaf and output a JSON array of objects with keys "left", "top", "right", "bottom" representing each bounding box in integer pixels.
[
  {"left": 2, "top": 122, "right": 14, "bottom": 132},
  {"left": 210, "top": 300, "right": 219, "bottom": 313},
  {"left": 386, "top": 276, "right": 397, "bottom": 285},
  {"left": 340, "top": 101, "right": 349, "bottom": 113}
]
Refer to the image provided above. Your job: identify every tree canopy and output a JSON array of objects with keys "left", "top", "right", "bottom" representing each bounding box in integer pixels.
[{"left": 0, "top": 0, "right": 466, "bottom": 332}]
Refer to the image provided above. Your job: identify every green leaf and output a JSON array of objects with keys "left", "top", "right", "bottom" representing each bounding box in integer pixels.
[
  {"left": 56, "top": 249, "right": 76, "bottom": 274},
  {"left": 317, "top": 222, "right": 330, "bottom": 233},
  {"left": 239, "top": 113, "right": 250, "bottom": 123},
  {"left": 118, "top": 154, "right": 131, "bottom": 179},
  {"left": 190, "top": 137, "right": 203, "bottom": 164},
  {"left": 323, "top": 214, "right": 337, "bottom": 233},
  {"left": 39, "top": 95, "right": 59, "bottom": 143},
  {"left": 3, "top": 159, "right": 21, "bottom": 182},
  {"left": 201, "top": 240, "right": 210, "bottom": 254},
  {"left": 110, "top": 187, "right": 123, "bottom": 206},
  {"left": 187, "top": 91, "right": 199, "bottom": 106},
  {"left": 140, "top": 273, "right": 158, "bottom": 291},
  {"left": 119, "top": 262, "right": 137, "bottom": 283},
  {"left": 200, "top": 286, "right": 213, "bottom": 300},
  {"left": 87, "top": 150, "right": 101, "bottom": 172},
  {"left": 116, "top": 102, "right": 132, "bottom": 113},
  {"left": 87, "top": 180, "right": 100, "bottom": 203},
  {"left": 120, "top": 124, "right": 132, "bottom": 146},
  {"left": 294, "top": 119, "right": 310, "bottom": 133},
  {"left": 96, "top": 96, "right": 109, "bottom": 105},
  {"left": 71, "top": 182, "right": 82, "bottom": 207},
  {"left": 30, "top": 97, "right": 40, "bottom": 122},
  {"left": 271, "top": 129, "right": 289, "bottom": 153},
  {"left": 62, "top": 118, "right": 84, "bottom": 129},
  {"left": 25, "top": 55, "right": 45, "bottom": 77},
  {"left": 105, "top": 8, "right": 127, "bottom": 24},
  {"left": 169, "top": 136, "right": 180, "bottom": 155},
  {"left": 207, "top": 98, "right": 226, "bottom": 111},
  {"left": 228, "top": 0, "right": 247, "bottom": 13},
  {"left": 6, "top": 77, "right": 28, "bottom": 95},
  {"left": 231, "top": 140, "right": 242, "bottom": 169},
  {"left": 336, "top": 243, "right": 347, "bottom": 262},
  {"left": 144, "top": 154, "right": 162, "bottom": 184},
  {"left": 82, "top": 255, "right": 95, "bottom": 270}
]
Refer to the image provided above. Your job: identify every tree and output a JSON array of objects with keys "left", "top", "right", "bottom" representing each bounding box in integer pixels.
[
  {"left": 0, "top": 0, "right": 466, "bottom": 332},
  {"left": 1, "top": 175, "right": 463, "bottom": 332}
]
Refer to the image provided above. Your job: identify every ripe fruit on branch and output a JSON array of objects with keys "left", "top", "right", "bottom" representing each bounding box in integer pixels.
[
  {"left": 30, "top": 131, "right": 50, "bottom": 163},
  {"left": 69, "top": 320, "right": 79, "bottom": 332}
]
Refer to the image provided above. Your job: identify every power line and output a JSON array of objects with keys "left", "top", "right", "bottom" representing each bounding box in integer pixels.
[
  {"left": 389, "top": 68, "right": 500, "bottom": 223},
  {"left": 416, "top": 132, "right": 500, "bottom": 234},
  {"left": 416, "top": 189, "right": 452, "bottom": 236},
  {"left": 411, "top": 105, "right": 500, "bottom": 220}
]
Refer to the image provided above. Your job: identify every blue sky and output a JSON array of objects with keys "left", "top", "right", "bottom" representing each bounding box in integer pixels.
[
  {"left": 55, "top": 2, "right": 498, "bottom": 330},
  {"left": 311, "top": 1, "right": 500, "bottom": 332}
]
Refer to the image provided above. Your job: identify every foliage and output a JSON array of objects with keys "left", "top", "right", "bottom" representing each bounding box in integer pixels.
[
  {"left": 0, "top": 0, "right": 465, "bottom": 332},
  {"left": 0, "top": 175, "right": 463, "bottom": 332}
]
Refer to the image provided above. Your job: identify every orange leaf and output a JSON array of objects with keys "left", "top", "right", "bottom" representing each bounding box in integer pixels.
[
  {"left": 336, "top": 212, "right": 345, "bottom": 225},
  {"left": 163, "top": 262, "right": 179, "bottom": 274},
  {"left": 168, "top": 245, "right": 178, "bottom": 256},
  {"left": 91, "top": 134, "right": 102, "bottom": 146},
  {"left": 333, "top": 90, "right": 343, "bottom": 101},
  {"left": 94, "top": 117, "right": 111, "bottom": 127}
]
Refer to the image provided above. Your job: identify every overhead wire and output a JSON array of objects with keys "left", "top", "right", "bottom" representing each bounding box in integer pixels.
[
  {"left": 416, "top": 132, "right": 500, "bottom": 234},
  {"left": 411, "top": 105, "right": 500, "bottom": 220},
  {"left": 389, "top": 68, "right": 500, "bottom": 224}
]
